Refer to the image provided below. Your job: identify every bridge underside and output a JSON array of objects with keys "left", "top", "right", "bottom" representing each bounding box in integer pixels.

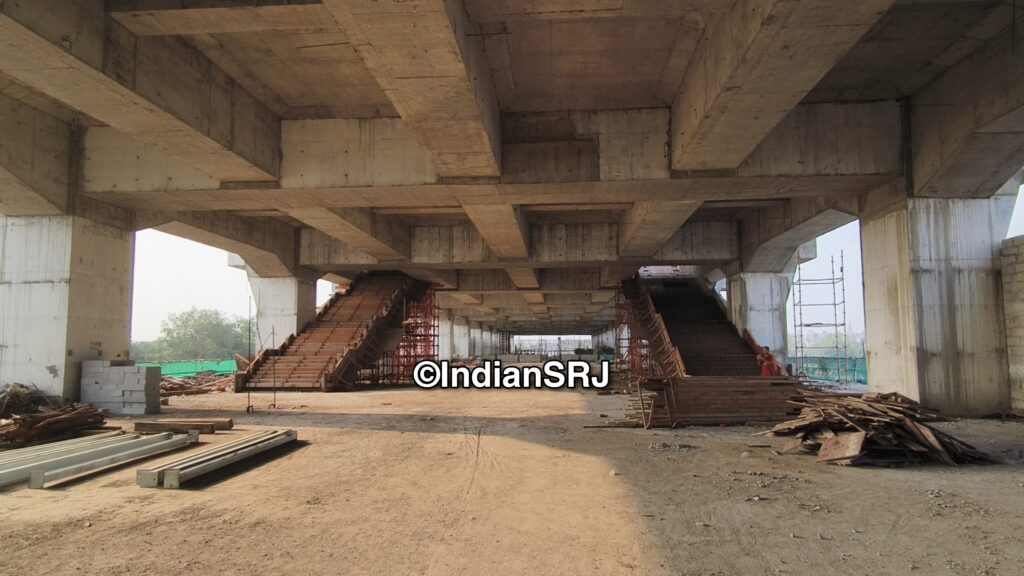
[{"left": 2, "top": 0, "right": 1024, "bottom": 414}]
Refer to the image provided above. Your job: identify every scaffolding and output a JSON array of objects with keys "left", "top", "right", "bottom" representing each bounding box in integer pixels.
[
  {"left": 613, "top": 290, "right": 653, "bottom": 376},
  {"left": 393, "top": 288, "right": 438, "bottom": 383},
  {"left": 792, "top": 252, "right": 850, "bottom": 385}
]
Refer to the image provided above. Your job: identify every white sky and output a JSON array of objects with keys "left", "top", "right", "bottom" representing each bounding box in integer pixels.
[{"left": 130, "top": 190, "right": 1024, "bottom": 342}]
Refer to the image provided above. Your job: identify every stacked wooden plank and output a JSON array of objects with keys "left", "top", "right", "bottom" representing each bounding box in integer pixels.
[
  {"left": 627, "top": 376, "right": 803, "bottom": 428},
  {"left": 768, "top": 390, "right": 996, "bottom": 466}
]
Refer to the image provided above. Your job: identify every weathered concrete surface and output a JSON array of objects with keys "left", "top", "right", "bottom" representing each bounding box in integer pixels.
[
  {"left": 0, "top": 215, "right": 134, "bottom": 398},
  {"left": 862, "top": 188, "right": 1015, "bottom": 415},
  {"left": 1000, "top": 235, "right": 1024, "bottom": 412},
  {"left": 0, "top": 92, "right": 70, "bottom": 215},
  {"left": 727, "top": 272, "right": 792, "bottom": 363},
  {"left": 247, "top": 273, "right": 317, "bottom": 346}
]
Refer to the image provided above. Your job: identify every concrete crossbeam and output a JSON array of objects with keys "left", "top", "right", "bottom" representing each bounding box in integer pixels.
[
  {"left": 0, "top": 92, "right": 70, "bottom": 216},
  {"left": 0, "top": 1, "right": 280, "bottom": 182},
  {"left": 138, "top": 211, "right": 298, "bottom": 278},
  {"left": 740, "top": 196, "right": 859, "bottom": 273},
  {"left": 109, "top": 0, "right": 334, "bottom": 36},
  {"left": 619, "top": 201, "right": 702, "bottom": 258},
  {"left": 283, "top": 208, "right": 410, "bottom": 262},
  {"left": 912, "top": 13, "right": 1024, "bottom": 198},
  {"left": 463, "top": 203, "right": 530, "bottom": 259},
  {"left": 670, "top": 0, "right": 894, "bottom": 170},
  {"left": 324, "top": 0, "right": 501, "bottom": 178}
]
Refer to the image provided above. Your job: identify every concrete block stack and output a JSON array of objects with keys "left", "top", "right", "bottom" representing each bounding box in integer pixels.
[
  {"left": 80, "top": 360, "right": 161, "bottom": 415},
  {"left": 1000, "top": 235, "right": 1024, "bottom": 412}
]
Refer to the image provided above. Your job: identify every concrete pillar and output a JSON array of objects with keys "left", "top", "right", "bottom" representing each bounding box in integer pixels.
[
  {"left": 862, "top": 195, "right": 1013, "bottom": 415},
  {"left": 452, "top": 316, "right": 470, "bottom": 359},
  {"left": 1000, "top": 236, "right": 1024, "bottom": 412},
  {"left": 247, "top": 274, "right": 316, "bottom": 349},
  {"left": 0, "top": 215, "right": 134, "bottom": 399},
  {"left": 727, "top": 272, "right": 792, "bottom": 362},
  {"left": 437, "top": 309, "right": 454, "bottom": 360},
  {"left": 469, "top": 321, "right": 483, "bottom": 357}
]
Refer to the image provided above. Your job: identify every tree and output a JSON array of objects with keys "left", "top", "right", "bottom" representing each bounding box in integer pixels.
[{"left": 132, "top": 308, "right": 253, "bottom": 361}]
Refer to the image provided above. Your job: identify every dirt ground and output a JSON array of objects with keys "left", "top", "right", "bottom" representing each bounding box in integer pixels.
[{"left": 2, "top": 388, "right": 1023, "bottom": 576}]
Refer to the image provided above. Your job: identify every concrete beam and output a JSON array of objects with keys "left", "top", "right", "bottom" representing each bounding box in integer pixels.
[
  {"left": 137, "top": 211, "right": 297, "bottom": 277},
  {"left": 619, "top": 201, "right": 701, "bottom": 258},
  {"left": 324, "top": 0, "right": 501, "bottom": 178},
  {"left": 506, "top": 267, "right": 540, "bottom": 289},
  {"left": 0, "top": 1, "right": 280, "bottom": 181},
  {"left": 108, "top": 0, "right": 334, "bottom": 36},
  {"left": 0, "top": 92, "right": 70, "bottom": 215},
  {"left": 404, "top": 268, "right": 458, "bottom": 289},
  {"left": 463, "top": 203, "right": 530, "bottom": 259},
  {"left": 741, "top": 196, "right": 859, "bottom": 273},
  {"left": 671, "top": 0, "right": 894, "bottom": 170},
  {"left": 283, "top": 208, "right": 410, "bottom": 262},
  {"left": 912, "top": 12, "right": 1024, "bottom": 198}
]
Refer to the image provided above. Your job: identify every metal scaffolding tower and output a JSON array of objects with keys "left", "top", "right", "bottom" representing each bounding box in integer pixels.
[
  {"left": 394, "top": 288, "right": 438, "bottom": 383},
  {"left": 792, "top": 252, "right": 850, "bottom": 385}
]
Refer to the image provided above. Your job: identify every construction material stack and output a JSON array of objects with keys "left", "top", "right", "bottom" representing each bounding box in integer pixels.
[{"left": 81, "top": 360, "right": 161, "bottom": 415}]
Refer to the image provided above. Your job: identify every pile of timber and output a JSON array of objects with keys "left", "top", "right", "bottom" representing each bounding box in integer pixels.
[
  {"left": 138, "top": 429, "right": 297, "bottom": 489},
  {"left": 627, "top": 376, "right": 803, "bottom": 428},
  {"left": 0, "top": 404, "right": 106, "bottom": 444},
  {"left": 0, "top": 383, "right": 61, "bottom": 417},
  {"left": 161, "top": 373, "right": 234, "bottom": 397},
  {"left": 768, "top": 390, "right": 997, "bottom": 466}
]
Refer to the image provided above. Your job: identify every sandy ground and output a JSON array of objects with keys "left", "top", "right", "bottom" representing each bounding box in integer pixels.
[{"left": 1, "top": 388, "right": 1023, "bottom": 576}]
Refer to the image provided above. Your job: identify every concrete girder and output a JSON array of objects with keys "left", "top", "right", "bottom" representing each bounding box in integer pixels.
[
  {"left": 670, "top": 0, "right": 895, "bottom": 171},
  {"left": 283, "top": 208, "right": 410, "bottom": 262},
  {"left": 0, "top": 0, "right": 280, "bottom": 182},
  {"left": 323, "top": 0, "right": 501, "bottom": 178},
  {"left": 299, "top": 221, "right": 738, "bottom": 270},
  {"left": 619, "top": 201, "right": 702, "bottom": 258},
  {"left": 740, "top": 196, "right": 859, "bottom": 273},
  {"left": 108, "top": 0, "right": 336, "bottom": 36},
  {"left": 137, "top": 211, "right": 298, "bottom": 278},
  {"left": 912, "top": 11, "right": 1024, "bottom": 198},
  {"left": 80, "top": 102, "right": 902, "bottom": 211},
  {"left": 462, "top": 203, "right": 530, "bottom": 259},
  {"left": 0, "top": 92, "right": 70, "bottom": 216}
]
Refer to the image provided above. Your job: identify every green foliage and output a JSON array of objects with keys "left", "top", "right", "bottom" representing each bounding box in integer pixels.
[{"left": 131, "top": 308, "right": 253, "bottom": 362}]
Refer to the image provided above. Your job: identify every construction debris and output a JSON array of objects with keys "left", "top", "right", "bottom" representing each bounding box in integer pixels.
[
  {"left": 0, "top": 383, "right": 61, "bottom": 418},
  {"left": 137, "top": 429, "right": 297, "bottom": 489},
  {"left": 767, "top": 390, "right": 997, "bottom": 466},
  {"left": 160, "top": 373, "right": 234, "bottom": 397},
  {"left": 0, "top": 404, "right": 106, "bottom": 444}
]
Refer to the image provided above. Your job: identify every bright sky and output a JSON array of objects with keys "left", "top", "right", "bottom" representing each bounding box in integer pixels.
[{"left": 130, "top": 189, "right": 1024, "bottom": 342}]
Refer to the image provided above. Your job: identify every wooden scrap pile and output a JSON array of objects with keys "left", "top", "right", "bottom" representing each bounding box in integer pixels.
[
  {"left": 0, "top": 404, "right": 105, "bottom": 444},
  {"left": 0, "top": 383, "right": 61, "bottom": 417},
  {"left": 768, "top": 390, "right": 996, "bottom": 466},
  {"left": 160, "top": 372, "right": 234, "bottom": 397}
]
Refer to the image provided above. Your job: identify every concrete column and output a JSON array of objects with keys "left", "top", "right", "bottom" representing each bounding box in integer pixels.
[
  {"left": 862, "top": 195, "right": 1013, "bottom": 415},
  {"left": 0, "top": 215, "right": 134, "bottom": 400},
  {"left": 468, "top": 322, "right": 483, "bottom": 357},
  {"left": 452, "top": 316, "right": 470, "bottom": 359},
  {"left": 727, "top": 272, "right": 792, "bottom": 362},
  {"left": 247, "top": 274, "right": 316, "bottom": 349},
  {"left": 437, "top": 309, "right": 453, "bottom": 361},
  {"left": 1000, "top": 236, "right": 1024, "bottom": 412}
]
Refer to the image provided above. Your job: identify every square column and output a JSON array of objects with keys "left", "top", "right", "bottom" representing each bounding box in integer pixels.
[
  {"left": 862, "top": 195, "right": 1013, "bottom": 415},
  {"left": 727, "top": 273, "right": 792, "bottom": 362},
  {"left": 247, "top": 274, "right": 317, "bottom": 348},
  {"left": 452, "top": 316, "right": 470, "bottom": 359},
  {"left": 1000, "top": 236, "right": 1024, "bottom": 411},
  {"left": 0, "top": 215, "right": 134, "bottom": 399},
  {"left": 437, "top": 309, "right": 454, "bottom": 360}
]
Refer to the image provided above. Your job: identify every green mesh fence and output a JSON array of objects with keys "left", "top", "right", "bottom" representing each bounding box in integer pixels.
[
  {"left": 792, "top": 356, "right": 868, "bottom": 384},
  {"left": 136, "top": 359, "right": 238, "bottom": 378}
]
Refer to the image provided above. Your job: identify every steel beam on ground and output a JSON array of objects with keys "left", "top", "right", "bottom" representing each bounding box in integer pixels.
[{"left": 163, "top": 430, "right": 297, "bottom": 489}]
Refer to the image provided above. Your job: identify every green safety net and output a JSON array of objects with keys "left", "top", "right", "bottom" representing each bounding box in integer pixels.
[{"left": 137, "top": 359, "right": 238, "bottom": 378}]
